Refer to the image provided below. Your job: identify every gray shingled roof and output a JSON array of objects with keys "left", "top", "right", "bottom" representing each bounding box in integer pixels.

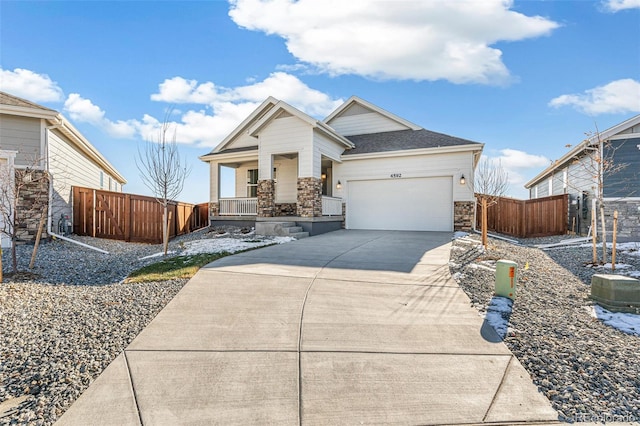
[
  {"left": 344, "top": 129, "right": 481, "bottom": 155},
  {"left": 0, "top": 91, "right": 56, "bottom": 112}
]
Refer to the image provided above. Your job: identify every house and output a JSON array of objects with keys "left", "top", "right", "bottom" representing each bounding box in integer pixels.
[
  {"left": 199, "top": 96, "right": 483, "bottom": 236},
  {"left": 525, "top": 114, "right": 640, "bottom": 241},
  {"left": 0, "top": 91, "right": 126, "bottom": 247}
]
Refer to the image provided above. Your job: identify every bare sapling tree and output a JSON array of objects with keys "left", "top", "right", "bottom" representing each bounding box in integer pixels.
[
  {"left": 474, "top": 157, "right": 510, "bottom": 247},
  {"left": 564, "top": 127, "right": 630, "bottom": 265},
  {"left": 0, "top": 160, "right": 50, "bottom": 277},
  {"left": 137, "top": 115, "right": 191, "bottom": 255}
]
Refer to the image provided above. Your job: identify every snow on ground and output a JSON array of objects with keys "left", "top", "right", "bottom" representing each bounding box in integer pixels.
[
  {"left": 588, "top": 305, "right": 640, "bottom": 337},
  {"left": 138, "top": 236, "right": 295, "bottom": 260},
  {"left": 182, "top": 236, "right": 293, "bottom": 256},
  {"left": 483, "top": 296, "right": 513, "bottom": 339},
  {"left": 453, "top": 231, "right": 469, "bottom": 239},
  {"left": 139, "top": 251, "right": 177, "bottom": 260}
]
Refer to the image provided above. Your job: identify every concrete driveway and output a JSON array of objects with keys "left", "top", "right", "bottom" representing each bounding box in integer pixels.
[{"left": 57, "top": 230, "right": 558, "bottom": 425}]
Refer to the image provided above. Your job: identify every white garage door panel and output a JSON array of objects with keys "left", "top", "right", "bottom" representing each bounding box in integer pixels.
[{"left": 348, "top": 177, "right": 452, "bottom": 231}]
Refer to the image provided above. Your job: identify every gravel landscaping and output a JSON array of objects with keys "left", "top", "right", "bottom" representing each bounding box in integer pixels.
[
  {"left": 2, "top": 228, "right": 639, "bottom": 424},
  {"left": 0, "top": 227, "right": 288, "bottom": 425},
  {"left": 450, "top": 232, "right": 640, "bottom": 424}
]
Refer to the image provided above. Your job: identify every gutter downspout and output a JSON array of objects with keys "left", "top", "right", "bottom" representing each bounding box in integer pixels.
[{"left": 45, "top": 122, "right": 109, "bottom": 255}]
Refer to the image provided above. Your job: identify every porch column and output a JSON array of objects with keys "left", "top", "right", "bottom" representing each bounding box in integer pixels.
[
  {"left": 209, "top": 162, "right": 219, "bottom": 217},
  {"left": 297, "top": 177, "right": 322, "bottom": 217},
  {"left": 257, "top": 180, "right": 275, "bottom": 217}
]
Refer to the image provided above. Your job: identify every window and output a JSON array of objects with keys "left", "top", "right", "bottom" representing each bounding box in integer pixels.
[
  {"left": 100, "top": 171, "right": 104, "bottom": 189},
  {"left": 108, "top": 177, "right": 112, "bottom": 191},
  {"left": 247, "top": 169, "right": 258, "bottom": 197}
]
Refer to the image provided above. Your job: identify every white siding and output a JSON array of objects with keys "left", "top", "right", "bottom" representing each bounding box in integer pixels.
[
  {"left": 313, "top": 131, "right": 346, "bottom": 178},
  {"left": 327, "top": 112, "right": 410, "bottom": 136},
  {"left": 552, "top": 172, "right": 564, "bottom": 195},
  {"left": 258, "top": 116, "right": 313, "bottom": 178},
  {"left": 0, "top": 114, "right": 42, "bottom": 166},
  {"left": 536, "top": 178, "right": 550, "bottom": 198},
  {"left": 274, "top": 156, "right": 297, "bottom": 203},
  {"left": 333, "top": 150, "right": 475, "bottom": 203},
  {"left": 223, "top": 131, "right": 258, "bottom": 150},
  {"left": 48, "top": 129, "right": 121, "bottom": 220},
  {"left": 566, "top": 155, "right": 598, "bottom": 196},
  {"left": 234, "top": 161, "right": 259, "bottom": 198}
]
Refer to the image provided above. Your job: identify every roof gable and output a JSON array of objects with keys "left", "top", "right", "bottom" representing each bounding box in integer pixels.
[
  {"left": 323, "top": 95, "right": 421, "bottom": 134},
  {"left": 248, "top": 100, "right": 355, "bottom": 149},
  {"left": 209, "top": 97, "right": 279, "bottom": 153},
  {"left": 525, "top": 114, "right": 640, "bottom": 189}
]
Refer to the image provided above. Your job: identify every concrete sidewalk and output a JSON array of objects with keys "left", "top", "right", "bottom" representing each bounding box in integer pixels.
[{"left": 57, "top": 230, "right": 558, "bottom": 425}]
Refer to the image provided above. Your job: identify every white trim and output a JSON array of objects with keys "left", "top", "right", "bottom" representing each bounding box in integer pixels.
[
  {"left": 603, "top": 197, "right": 640, "bottom": 201},
  {"left": 199, "top": 150, "right": 258, "bottom": 162},
  {"left": 340, "top": 144, "right": 484, "bottom": 161},
  {"left": 609, "top": 132, "right": 640, "bottom": 140},
  {"left": 324, "top": 95, "right": 421, "bottom": 131},
  {"left": 211, "top": 97, "right": 278, "bottom": 153},
  {"left": 0, "top": 104, "right": 58, "bottom": 120}
]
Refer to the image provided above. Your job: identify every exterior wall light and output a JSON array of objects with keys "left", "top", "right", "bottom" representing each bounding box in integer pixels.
[
  {"left": 460, "top": 174, "right": 466, "bottom": 185},
  {"left": 321, "top": 173, "right": 327, "bottom": 180},
  {"left": 336, "top": 180, "right": 342, "bottom": 190}
]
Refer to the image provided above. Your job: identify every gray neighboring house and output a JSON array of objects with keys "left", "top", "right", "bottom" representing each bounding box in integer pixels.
[
  {"left": 0, "top": 91, "right": 127, "bottom": 247},
  {"left": 525, "top": 115, "right": 640, "bottom": 241}
]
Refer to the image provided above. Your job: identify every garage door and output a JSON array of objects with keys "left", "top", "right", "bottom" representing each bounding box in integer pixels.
[{"left": 347, "top": 177, "right": 453, "bottom": 231}]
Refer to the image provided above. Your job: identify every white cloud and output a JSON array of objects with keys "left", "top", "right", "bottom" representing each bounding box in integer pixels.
[
  {"left": 64, "top": 72, "right": 342, "bottom": 148},
  {"left": 602, "top": 0, "right": 640, "bottom": 12},
  {"left": 64, "top": 93, "right": 137, "bottom": 138},
  {"left": 549, "top": 79, "right": 640, "bottom": 115},
  {"left": 229, "top": 0, "right": 559, "bottom": 84},
  {"left": 482, "top": 149, "right": 550, "bottom": 189},
  {"left": 150, "top": 71, "right": 342, "bottom": 117},
  {"left": 0, "top": 68, "right": 64, "bottom": 102}
]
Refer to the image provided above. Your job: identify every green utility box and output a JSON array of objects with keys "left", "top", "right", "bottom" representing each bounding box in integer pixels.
[{"left": 495, "top": 260, "right": 518, "bottom": 300}]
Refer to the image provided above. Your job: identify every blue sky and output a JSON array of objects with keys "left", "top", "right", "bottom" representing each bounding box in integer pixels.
[{"left": 1, "top": 0, "right": 639, "bottom": 202}]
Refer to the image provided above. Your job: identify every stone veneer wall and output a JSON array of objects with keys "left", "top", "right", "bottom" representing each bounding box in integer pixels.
[
  {"left": 257, "top": 179, "right": 275, "bottom": 217},
  {"left": 454, "top": 201, "right": 475, "bottom": 232},
  {"left": 297, "top": 177, "right": 322, "bottom": 218},
  {"left": 209, "top": 202, "right": 219, "bottom": 217},
  {"left": 604, "top": 199, "right": 640, "bottom": 242},
  {"left": 15, "top": 170, "right": 50, "bottom": 242},
  {"left": 275, "top": 203, "right": 297, "bottom": 217}
]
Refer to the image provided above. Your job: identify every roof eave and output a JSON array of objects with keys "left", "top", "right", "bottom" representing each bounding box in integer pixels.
[{"left": 341, "top": 143, "right": 484, "bottom": 161}]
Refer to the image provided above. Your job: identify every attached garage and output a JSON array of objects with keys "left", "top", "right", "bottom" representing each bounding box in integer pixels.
[{"left": 347, "top": 176, "right": 453, "bottom": 231}]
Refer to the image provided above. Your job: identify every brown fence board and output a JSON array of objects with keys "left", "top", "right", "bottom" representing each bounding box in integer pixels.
[
  {"left": 477, "top": 194, "right": 568, "bottom": 238},
  {"left": 72, "top": 186, "right": 208, "bottom": 244}
]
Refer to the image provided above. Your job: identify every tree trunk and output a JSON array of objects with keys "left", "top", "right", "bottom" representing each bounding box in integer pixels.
[
  {"left": 482, "top": 198, "right": 488, "bottom": 247},
  {"left": 599, "top": 201, "right": 607, "bottom": 265},
  {"left": 163, "top": 205, "right": 169, "bottom": 255}
]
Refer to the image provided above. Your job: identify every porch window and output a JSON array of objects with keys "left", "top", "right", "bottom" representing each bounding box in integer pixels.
[{"left": 247, "top": 169, "right": 258, "bottom": 197}]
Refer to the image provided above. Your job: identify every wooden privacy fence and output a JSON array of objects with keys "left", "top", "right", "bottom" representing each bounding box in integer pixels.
[
  {"left": 73, "top": 186, "right": 209, "bottom": 244},
  {"left": 476, "top": 194, "right": 568, "bottom": 238}
]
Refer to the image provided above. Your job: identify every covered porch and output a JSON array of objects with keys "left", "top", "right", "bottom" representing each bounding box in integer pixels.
[{"left": 207, "top": 151, "right": 344, "bottom": 235}]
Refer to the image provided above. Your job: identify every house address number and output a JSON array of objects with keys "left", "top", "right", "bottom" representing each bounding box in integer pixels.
[{"left": 390, "top": 173, "right": 402, "bottom": 178}]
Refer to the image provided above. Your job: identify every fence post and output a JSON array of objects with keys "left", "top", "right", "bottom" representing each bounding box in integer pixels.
[{"left": 124, "top": 193, "right": 131, "bottom": 242}]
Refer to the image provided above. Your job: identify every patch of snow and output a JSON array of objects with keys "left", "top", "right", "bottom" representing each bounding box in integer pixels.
[
  {"left": 588, "top": 305, "right": 640, "bottom": 337},
  {"left": 468, "top": 263, "right": 496, "bottom": 272},
  {"left": 138, "top": 251, "right": 176, "bottom": 260},
  {"left": 483, "top": 296, "right": 513, "bottom": 339},
  {"left": 452, "top": 272, "right": 466, "bottom": 281},
  {"left": 628, "top": 270, "right": 640, "bottom": 278},
  {"left": 596, "top": 263, "right": 632, "bottom": 270},
  {"left": 453, "top": 231, "right": 469, "bottom": 239},
  {"left": 182, "top": 236, "right": 293, "bottom": 256}
]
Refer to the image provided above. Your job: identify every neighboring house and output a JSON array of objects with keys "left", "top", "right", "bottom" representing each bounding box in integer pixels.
[
  {"left": 199, "top": 96, "right": 483, "bottom": 235},
  {"left": 0, "top": 91, "right": 126, "bottom": 246},
  {"left": 525, "top": 114, "right": 640, "bottom": 241}
]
